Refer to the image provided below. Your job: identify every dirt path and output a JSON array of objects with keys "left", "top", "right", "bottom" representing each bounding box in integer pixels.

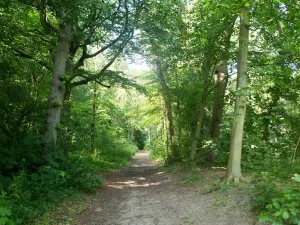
[{"left": 75, "top": 150, "right": 256, "bottom": 225}]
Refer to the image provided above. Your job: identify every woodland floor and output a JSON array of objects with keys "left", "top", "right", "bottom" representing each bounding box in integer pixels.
[{"left": 74, "top": 150, "right": 260, "bottom": 225}]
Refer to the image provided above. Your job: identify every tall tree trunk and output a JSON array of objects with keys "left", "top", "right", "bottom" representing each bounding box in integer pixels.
[
  {"left": 161, "top": 97, "right": 165, "bottom": 141},
  {"left": 205, "top": 63, "right": 228, "bottom": 163},
  {"left": 226, "top": 6, "right": 250, "bottom": 182},
  {"left": 59, "top": 58, "right": 75, "bottom": 154},
  {"left": 148, "top": 128, "right": 151, "bottom": 146},
  {"left": 59, "top": 86, "right": 71, "bottom": 154},
  {"left": 91, "top": 83, "right": 97, "bottom": 153},
  {"left": 175, "top": 72, "right": 182, "bottom": 151},
  {"left": 156, "top": 59, "right": 179, "bottom": 160},
  {"left": 210, "top": 62, "right": 228, "bottom": 138},
  {"left": 43, "top": 22, "right": 71, "bottom": 147},
  {"left": 191, "top": 16, "right": 237, "bottom": 161},
  {"left": 190, "top": 62, "right": 211, "bottom": 160},
  {"left": 262, "top": 92, "right": 279, "bottom": 141},
  {"left": 190, "top": 103, "right": 205, "bottom": 160}
]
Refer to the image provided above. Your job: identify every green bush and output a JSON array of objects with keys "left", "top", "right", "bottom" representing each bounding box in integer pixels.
[
  {"left": 251, "top": 176, "right": 279, "bottom": 211},
  {"left": 0, "top": 193, "right": 14, "bottom": 225},
  {"left": 252, "top": 174, "right": 300, "bottom": 225},
  {"left": 133, "top": 129, "right": 147, "bottom": 150},
  {"left": 77, "top": 139, "right": 138, "bottom": 171},
  {"left": 0, "top": 149, "right": 103, "bottom": 224},
  {"left": 148, "top": 138, "right": 167, "bottom": 160}
]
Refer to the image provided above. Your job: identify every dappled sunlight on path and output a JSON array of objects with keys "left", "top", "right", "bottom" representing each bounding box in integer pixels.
[{"left": 75, "top": 150, "right": 255, "bottom": 225}]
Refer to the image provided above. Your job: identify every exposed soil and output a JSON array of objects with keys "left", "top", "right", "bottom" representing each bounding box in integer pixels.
[{"left": 75, "top": 150, "right": 258, "bottom": 225}]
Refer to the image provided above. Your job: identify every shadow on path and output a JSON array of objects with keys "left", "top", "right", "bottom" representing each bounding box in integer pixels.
[{"left": 75, "top": 150, "right": 255, "bottom": 225}]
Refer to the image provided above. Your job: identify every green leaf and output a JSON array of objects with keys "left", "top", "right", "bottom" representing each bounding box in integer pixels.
[
  {"left": 274, "top": 210, "right": 282, "bottom": 217},
  {"left": 0, "top": 207, "right": 11, "bottom": 217},
  {"left": 273, "top": 201, "right": 281, "bottom": 209},
  {"left": 245, "top": 2, "right": 250, "bottom": 7},
  {"left": 0, "top": 218, "right": 9, "bottom": 224},
  {"left": 259, "top": 213, "right": 270, "bottom": 222},
  {"left": 272, "top": 222, "right": 283, "bottom": 225},
  {"left": 282, "top": 188, "right": 292, "bottom": 194},
  {"left": 290, "top": 207, "right": 298, "bottom": 216},
  {"left": 282, "top": 211, "right": 289, "bottom": 220}
]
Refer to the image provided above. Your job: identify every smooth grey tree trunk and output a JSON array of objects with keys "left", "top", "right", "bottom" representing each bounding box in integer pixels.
[
  {"left": 226, "top": 7, "right": 250, "bottom": 182},
  {"left": 43, "top": 23, "right": 71, "bottom": 147}
]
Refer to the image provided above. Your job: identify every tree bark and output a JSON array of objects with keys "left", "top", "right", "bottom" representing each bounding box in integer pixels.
[
  {"left": 156, "top": 59, "right": 179, "bottom": 160},
  {"left": 59, "top": 86, "right": 72, "bottom": 154},
  {"left": 226, "top": 6, "right": 250, "bottom": 182},
  {"left": 191, "top": 16, "right": 237, "bottom": 161},
  {"left": 190, "top": 61, "right": 211, "bottom": 160},
  {"left": 43, "top": 22, "right": 71, "bottom": 147},
  {"left": 175, "top": 72, "right": 182, "bottom": 151},
  {"left": 204, "top": 63, "right": 228, "bottom": 163},
  {"left": 210, "top": 63, "right": 228, "bottom": 138},
  {"left": 190, "top": 103, "right": 205, "bottom": 160},
  {"left": 91, "top": 83, "right": 97, "bottom": 153}
]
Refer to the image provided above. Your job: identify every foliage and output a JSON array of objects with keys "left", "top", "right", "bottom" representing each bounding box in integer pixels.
[
  {"left": 149, "top": 138, "right": 168, "bottom": 161},
  {"left": 0, "top": 142, "right": 103, "bottom": 224},
  {"left": 2, "top": 0, "right": 300, "bottom": 223},
  {"left": 258, "top": 174, "right": 300, "bottom": 225},
  {"left": 251, "top": 176, "right": 280, "bottom": 212},
  {"left": 0, "top": 193, "right": 14, "bottom": 225},
  {"left": 178, "top": 169, "right": 202, "bottom": 186},
  {"left": 78, "top": 139, "right": 138, "bottom": 172},
  {"left": 133, "top": 129, "right": 147, "bottom": 150}
]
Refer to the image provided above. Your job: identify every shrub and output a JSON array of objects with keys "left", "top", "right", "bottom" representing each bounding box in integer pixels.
[
  {"left": 0, "top": 193, "right": 14, "bottom": 225},
  {"left": 257, "top": 174, "right": 300, "bottom": 225},
  {"left": 0, "top": 149, "right": 103, "bottom": 224},
  {"left": 251, "top": 176, "right": 279, "bottom": 211}
]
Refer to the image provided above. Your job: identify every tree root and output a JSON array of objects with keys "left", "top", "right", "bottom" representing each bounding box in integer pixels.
[{"left": 225, "top": 175, "right": 246, "bottom": 184}]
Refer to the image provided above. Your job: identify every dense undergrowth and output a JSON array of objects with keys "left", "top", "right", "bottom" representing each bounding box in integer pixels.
[
  {"left": 0, "top": 136, "right": 137, "bottom": 225},
  {"left": 251, "top": 165, "right": 300, "bottom": 225}
]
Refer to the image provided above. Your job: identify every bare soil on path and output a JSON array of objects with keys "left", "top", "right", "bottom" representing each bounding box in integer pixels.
[{"left": 75, "top": 150, "right": 257, "bottom": 225}]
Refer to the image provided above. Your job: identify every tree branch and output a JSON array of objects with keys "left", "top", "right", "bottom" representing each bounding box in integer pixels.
[
  {"left": 73, "top": 0, "right": 130, "bottom": 70},
  {"left": 70, "top": 31, "right": 133, "bottom": 88},
  {"left": 13, "top": 49, "right": 51, "bottom": 70}
]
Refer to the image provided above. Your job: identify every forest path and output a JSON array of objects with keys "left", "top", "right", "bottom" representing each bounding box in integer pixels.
[{"left": 75, "top": 150, "right": 255, "bottom": 225}]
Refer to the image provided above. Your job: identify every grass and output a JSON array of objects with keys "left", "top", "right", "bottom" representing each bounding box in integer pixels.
[
  {"left": 32, "top": 193, "right": 94, "bottom": 225},
  {"left": 178, "top": 172, "right": 202, "bottom": 186},
  {"left": 180, "top": 215, "right": 195, "bottom": 224}
]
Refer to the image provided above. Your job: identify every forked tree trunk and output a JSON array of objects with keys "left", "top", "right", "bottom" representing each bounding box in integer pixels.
[
  {"left": 226, "top": 6, "right": 250, "bottom": 182},
  {"left": 156, "top": 59, "right": 179, "bottom": 160},
  {"left": 43, "top": 22, "right": 71, "bottom": 147},
  {"left": 191, "top": 16, "right": 237, "bottom": 161}
]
